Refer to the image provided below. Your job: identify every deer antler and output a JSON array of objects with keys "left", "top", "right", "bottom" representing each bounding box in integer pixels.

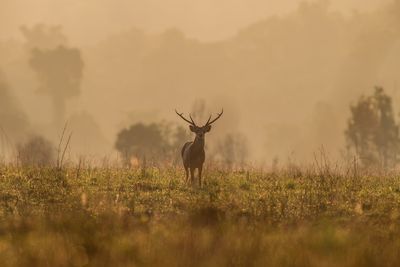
[
  {"left": 205, "top": 109, "right": 223, "bottom": 126},
  {"left": 175, "top": 109, "right": 197, "bottom": 126},
  {"left": 189, "top": 114, "right": 197, "bottom": 126}
]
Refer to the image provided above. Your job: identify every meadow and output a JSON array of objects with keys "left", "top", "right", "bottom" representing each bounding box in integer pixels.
[{"left": 0, "top": 161, "right": 400, "bottom": 267}]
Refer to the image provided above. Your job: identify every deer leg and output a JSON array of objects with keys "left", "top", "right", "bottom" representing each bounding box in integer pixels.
[
  {"left": 198, "top": 166, "right": 203, "bottom": 187},
  {"left": 190, "top": 168, "right": 195, "bottom": 185},
  {"left": 184, "top": 168, "right": 189, "bottom": 184}
]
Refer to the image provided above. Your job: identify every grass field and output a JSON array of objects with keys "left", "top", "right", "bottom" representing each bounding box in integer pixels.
[{"left": 0, "top": 163, "right": 400, "bottom": 267}]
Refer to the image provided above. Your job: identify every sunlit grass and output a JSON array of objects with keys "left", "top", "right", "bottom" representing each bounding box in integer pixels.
[{"left": 0, "top": 164, "right": 400, "bottom": 266}]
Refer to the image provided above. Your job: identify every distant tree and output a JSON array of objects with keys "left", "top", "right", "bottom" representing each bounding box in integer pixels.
[
  {"left": 115, "top": 123, "right": 169, "bottom": 165},
  {"left": 191, "top": 99, "right": 207, "bottom": 122},
  {"left": 68, "top": 111, "right": 110, "bottom": 155},
  {"left": 0, "top": 73, "right": 29, "bottom": 142},
  {"left": 17, "top": 135, "right": 55, "bottom": 166},
  {"left": 214, "top": 132, "right": 249, "bottom": 169},
  {"left": 345, "top": 87, "right": 400, "bottom": 168},
  {"left": 21, "top": 24, "right": 68, "bottom": 50},
  {"left": 115, "top": 122, "right": 191, "bottom": 165},
  {"left": 172, "top": 125, "right": 191, "bottom": 147},
  {"left": 170, "top": 124, "right": 192, "bottom": 163},
  {"left": 29, "top": 46, "right": 84, "bottom": 127}
]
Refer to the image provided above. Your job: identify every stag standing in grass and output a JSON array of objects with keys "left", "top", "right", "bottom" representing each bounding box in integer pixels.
[{"left": 175, "top": 109, "right": 223, "bottom": 186}]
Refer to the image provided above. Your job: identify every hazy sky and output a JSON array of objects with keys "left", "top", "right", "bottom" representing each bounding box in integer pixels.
[
  {"left": 1, "top": 0, "right": 399, "bottom": 162},
  {"left": 0, "top": 0, "right": 391, "bottom": 44}
]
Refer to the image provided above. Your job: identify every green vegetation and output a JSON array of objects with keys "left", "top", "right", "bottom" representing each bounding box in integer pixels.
[{"left": 0, "top": 164, "right": 400, "bottom": 266}]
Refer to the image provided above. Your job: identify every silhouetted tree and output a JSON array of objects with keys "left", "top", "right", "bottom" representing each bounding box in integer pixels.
[
  {"left": 29, "top": 46, "right": 84, "bottom": 127},
  {"left": 115, "top": 123, "right": 169, "bottom": 165},
  {"left": 158, "top": 121, "right": 191, "bottom": 155},
  {"left": 0, "top": 72, "right": 29, "bottom": 143},
  {"left": 172, "top": 125, "right": 191, "bottom": 148},
  {"left": 214, "top": 132, "right": 249, "bottom": 169},
  {"left": 346, "top": 87, "right": 400, "bottom": 168},
  {"left": 17, "top": 135, "right": 55, "bottom": 166},
  {"left": 115, "top": 122, "right": 190, "bottom": 165},
  {"left": 191, "top": 99, "right": 207, "bottom": 122},
  {"left": 68, "top": 112, "right": 110, "bottom": 155},
  {"left": 21, "top": 24, "right": 68, "bottom": 50}
]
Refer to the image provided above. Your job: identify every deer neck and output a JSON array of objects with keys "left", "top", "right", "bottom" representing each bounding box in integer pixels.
[{"left": 192, "top": 136, "right": 205, "bottom": 152}]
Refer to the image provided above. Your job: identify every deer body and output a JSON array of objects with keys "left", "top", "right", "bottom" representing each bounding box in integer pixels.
[
  {"left": 181, "top": 138, "right": 205, "bottom": 185},
  {"left": 176, "top": 109, "right": 223, "bottom": 186}
]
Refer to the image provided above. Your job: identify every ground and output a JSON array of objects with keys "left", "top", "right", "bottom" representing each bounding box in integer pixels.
[{"left": 0, "top": 164, "right": 400, "bottom": 266}]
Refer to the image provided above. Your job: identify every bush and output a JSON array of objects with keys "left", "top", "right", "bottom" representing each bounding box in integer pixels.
[{"left": 17, "top": 135, "right": 55, "bottom": 166}]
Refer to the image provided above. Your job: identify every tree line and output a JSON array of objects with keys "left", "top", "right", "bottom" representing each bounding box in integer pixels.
[{"left": 15, "top": 86, "right": 400, "bottom": 169}]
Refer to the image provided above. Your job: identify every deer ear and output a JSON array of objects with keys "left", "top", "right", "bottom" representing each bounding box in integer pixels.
[
  {"left": 189, "top": 125, "right": 196, "bottom": 132},
  {"left": 205, "top": 125, "right": 212, "bottom": 132}
]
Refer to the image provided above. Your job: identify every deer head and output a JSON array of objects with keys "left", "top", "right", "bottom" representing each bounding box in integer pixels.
[{"left": 175, "top": 109, "right": 223, "bottom": 140}]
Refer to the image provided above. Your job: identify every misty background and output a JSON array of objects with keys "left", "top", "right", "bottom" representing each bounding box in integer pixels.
[{"left": 1, "top": 0, "right": 400, "bottom": 166}]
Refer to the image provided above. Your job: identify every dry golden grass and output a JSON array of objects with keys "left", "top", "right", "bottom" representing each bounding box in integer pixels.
[{"left": 0, "top": 163, "right": 400, "bottom": 266}]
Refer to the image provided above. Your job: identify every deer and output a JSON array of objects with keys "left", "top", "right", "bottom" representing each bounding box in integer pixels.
[{"left": 175, "top": 109, "right": 223, "bottom": 186}]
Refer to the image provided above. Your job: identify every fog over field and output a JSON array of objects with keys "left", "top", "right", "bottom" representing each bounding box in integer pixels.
[
  {"left": 0, "top": 0, "right": 391, "bottom": 43},
  {"left": 1, "top": 0, "right": 400, "bottom": 165}
]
